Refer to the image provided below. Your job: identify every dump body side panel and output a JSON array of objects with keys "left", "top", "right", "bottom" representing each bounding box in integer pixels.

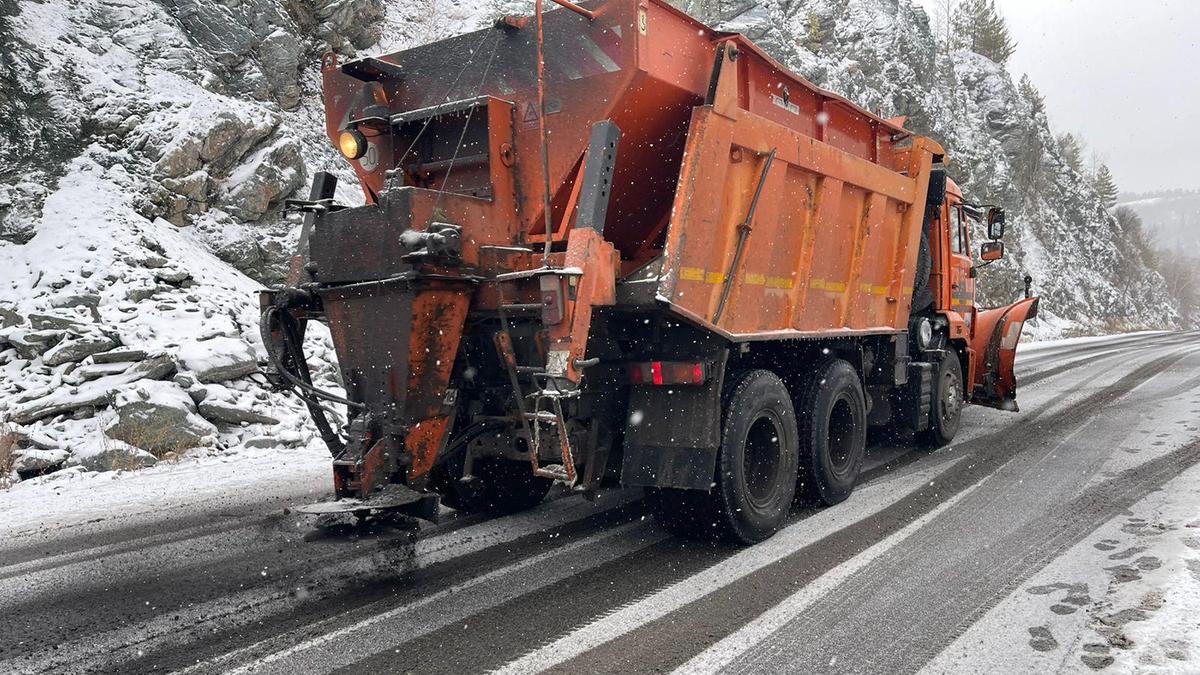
[{"left": 656, "top": 101, "right": 941, "bottom": 339}]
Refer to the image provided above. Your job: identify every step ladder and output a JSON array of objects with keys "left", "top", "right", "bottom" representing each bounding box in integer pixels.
[{"left": 493, "top": 287, "right": 579, "bottom": 486}]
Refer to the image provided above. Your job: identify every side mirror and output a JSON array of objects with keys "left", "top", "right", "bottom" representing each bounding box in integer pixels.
[
  {"left": 980, "top": 240, "right": 1005, "bottom": 262},
  {"left": 986, "top": 207, "right": 1005, "bottom": 240}
]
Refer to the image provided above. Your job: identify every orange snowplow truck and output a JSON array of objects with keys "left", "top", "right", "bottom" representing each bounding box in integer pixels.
[{"left": 262, "top": 0, "right": 1038, "bottom": 542}]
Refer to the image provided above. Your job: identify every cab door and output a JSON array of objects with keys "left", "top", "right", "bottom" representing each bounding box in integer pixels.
[{"left": 946, "top": 201, "right": 975, "bottom": 319}]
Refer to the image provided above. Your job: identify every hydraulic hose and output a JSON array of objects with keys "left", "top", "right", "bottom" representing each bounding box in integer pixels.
[{"left": 260, "top": 304, "right": 363, "bottom": 455}]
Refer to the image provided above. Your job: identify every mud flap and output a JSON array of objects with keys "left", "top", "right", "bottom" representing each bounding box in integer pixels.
[{"left": 970, "top": 297, "right": 1040, "bottom": 411}]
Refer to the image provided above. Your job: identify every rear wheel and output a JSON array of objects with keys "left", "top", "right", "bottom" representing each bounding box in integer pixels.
[
  {"left": 918, "top": 350, "right": 963, "bottom": 448},
  {"left": 652, "top": 369, "right": 799, "bottom": 544},
  {"left": 796, "top": 359, "right": 867, "bottom": 506}
]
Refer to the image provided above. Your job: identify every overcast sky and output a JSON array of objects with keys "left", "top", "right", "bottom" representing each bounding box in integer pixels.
[{"left": 918, "top": 0, "right": 1200, "bottom": 194}]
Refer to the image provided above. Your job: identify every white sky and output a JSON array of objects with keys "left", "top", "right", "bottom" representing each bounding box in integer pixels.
[{"left": 918, "top": 0, "right": 1200, "bottom": 194}]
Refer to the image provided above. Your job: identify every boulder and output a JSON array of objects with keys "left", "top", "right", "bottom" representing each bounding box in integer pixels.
[
  {"left": 161, "top": 171, "right": 211, "bottom": 221},
  {"left": 43, "top": 334, "right": 119, "bottom": 366},
  {"left": 128, "top": 353, "right": 178, "bottom": 381},
  {"left": 73, "top": 361, "right": 133, "bottom": 381},
  {"left": 92, "top": 347, "right": 152, "bottom": 364},
  {"left": 187, "top": 385, "right": 208, "bottom": 404},
  {"left": 9, "top": 385, "right": 112, "bottom": 424},
  {"left": 8, "top": 329, "right": 67, "bottom": 360},
  {"left": 314, "top": 0, "right": 384, "bottom": 50},
  {"left": 14, "top": 448, "right": 70, "bottom": 476},
  {"left": 242, "top": 433, "right": 303, "bottom": 449},
  {"left": 215, "top": 236, "right": 286, "bottom": 285},
  {"left": 49, "top": 293, "right": 101, "bottom": 309},
  {"left": 153, "top": 268, "right": 192, "bottom": 285},
  {"left": 8, "top": 354, "right": 177, "bottom": 424},
  {"left": 154, "top": 135, "right": 202, "bottom": 179},
  {"left": 198, "top": 112, "right": 249, "bottom": 167},
  {"left": 138, "top": 252, "right": 169, "bottom": 269},
  {"left": 177, "top": 336, "right": 258, "bottom": 383},
  {"left": 74, "top": 446, "right": 159, "bottom": 472},
  {"left": 29, "top": 313, "right": 84, "bottom": 331},
  {"left": 125, "top": 284, "right": 159, "bottom": 302},
  {"left": 198, "top": 399, "right": 279, "bottom": 426},
  {"left": 0, "top": 306, "right": 24, "bottom": 328},
  {"left": 103, "top": 380, "right": 216, "bottom": 454}
]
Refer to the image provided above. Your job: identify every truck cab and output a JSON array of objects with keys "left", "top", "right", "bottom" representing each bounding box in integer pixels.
[{"left": 921, "top": 175, "right": 1038, "bottom": 420}]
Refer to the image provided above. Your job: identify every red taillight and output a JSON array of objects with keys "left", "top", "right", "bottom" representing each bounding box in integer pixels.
[{"left": 629, "top": 361, "right": 708, "bottom": 385}]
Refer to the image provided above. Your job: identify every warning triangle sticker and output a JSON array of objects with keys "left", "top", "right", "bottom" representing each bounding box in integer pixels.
[{"left": 523, "top": 102, "right": 539, "bottom": 123}]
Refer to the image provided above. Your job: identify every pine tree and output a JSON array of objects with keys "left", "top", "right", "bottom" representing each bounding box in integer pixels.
[
  {"left": 1092, "top": 164, "right": 1119, "bottom": 209},
  {"left": 1057, "top": 133, "right": 1086, "bottom": 175},
  {"left": 1017, "top": 75, "right": 1044, "bottom": 114},
  {"left": 804, "top": 12, "right": 825, "bottom": 53},
  {"left": 952, "top": 0, "right": 1017, "bottom": 65}
]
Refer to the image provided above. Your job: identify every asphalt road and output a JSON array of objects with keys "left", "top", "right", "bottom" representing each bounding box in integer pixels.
[{"left": 2, "top": 330, "right": 1199, "bottom": 674}]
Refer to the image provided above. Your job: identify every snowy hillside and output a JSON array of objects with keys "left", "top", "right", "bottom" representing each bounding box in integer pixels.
[
  {"left": 1118, "top": 190, "right": 1200, "bottom": 250},
  {"left": 0, "top": 0, "right": 1184, "bottom": 484}
]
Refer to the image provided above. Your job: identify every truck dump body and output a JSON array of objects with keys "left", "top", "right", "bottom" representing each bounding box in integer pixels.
[
  {"left": 656, "top": 47, "right": 938, "bottom": 338},
  {"left": 269, "top": 0, "right": 1036, "bottom": 541}
]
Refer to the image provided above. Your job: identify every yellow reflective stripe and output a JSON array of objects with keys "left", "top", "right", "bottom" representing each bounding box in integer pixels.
[
  {"left": 678, "top": 268, "right": 795, "bottom": 289},
  {"left": 811, "top": 278, "right": 847, "bottom": 293},
  {"left": 859, "top": 283, "right": 890, "bottom": 296}
]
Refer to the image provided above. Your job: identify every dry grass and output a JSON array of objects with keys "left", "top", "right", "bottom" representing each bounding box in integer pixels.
[
  {"left": 97, "top": 416, "right": 187, "bottom": 469},
  {"left": 0, "top": 423, "right": 18, "bottom": 489}
]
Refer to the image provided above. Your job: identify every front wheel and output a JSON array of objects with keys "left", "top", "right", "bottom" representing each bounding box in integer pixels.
[
  {"left": 652, "top": 369, "right": 800, "bottom": 544},
  {"left": 918, "top": 350, "right": 964, "bottom": 448}
]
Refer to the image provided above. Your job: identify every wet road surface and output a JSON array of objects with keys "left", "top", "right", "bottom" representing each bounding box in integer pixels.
[{"left": 2, "top": 331, "right": 1199, "bottom": 674}]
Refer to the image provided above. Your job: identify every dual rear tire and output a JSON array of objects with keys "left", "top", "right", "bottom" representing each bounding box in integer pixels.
[{"left": 652, "top": 361, "right": 867, "bottom": 544}]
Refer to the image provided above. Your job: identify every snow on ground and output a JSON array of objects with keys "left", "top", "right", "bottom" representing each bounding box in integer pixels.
[
  {"left": 924, "top": 458, "right": 1200, "bottom": 674},
  {"left": 0, "top": 443, "right": 330, "bottom": 541},
  {"left": 1018, "top": 330, "right": 1172, "bottom": 355}
]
